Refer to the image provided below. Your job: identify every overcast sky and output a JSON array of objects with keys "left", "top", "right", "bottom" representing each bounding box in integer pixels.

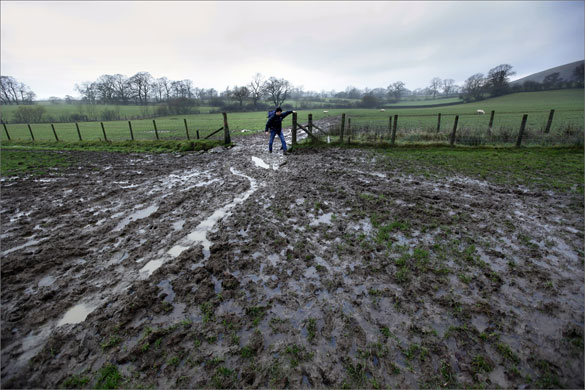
[{"left": 1, "top": 1, "right": 583, "bottom": 99}]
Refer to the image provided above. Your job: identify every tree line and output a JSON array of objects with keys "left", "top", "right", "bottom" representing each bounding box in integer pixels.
[{"left": 1, "top": 62, "right": 583, "bottom": 123}]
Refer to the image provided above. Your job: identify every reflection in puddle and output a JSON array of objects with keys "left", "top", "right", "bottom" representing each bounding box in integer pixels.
[
  {"left": 140, "top": 259, "right": 164, "bottom": 276},
  {"left": 167, "top": 168, "right": 258, "bottom": 264},
  {"left": 310, "top": 213, "right": 333, "bottom": 226},
  {"left": 38, "top": 275, "right": 56, "bottom": 287},
  {"left": 114, "top": 205, "right": 158, "bottom": 232},
  {"left": 157, "top": 280, "right": 175, "bottom": 303},
  {"left": 57, "top": 302, "right": 97, "bottom": 327},
  {"left": 252, "top": 156, "right": 270, "bottom": 169}
]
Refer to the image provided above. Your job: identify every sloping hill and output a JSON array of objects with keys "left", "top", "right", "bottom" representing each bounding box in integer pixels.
[{"left": 511, "top": 60, "right": 584, "bottom": 85}]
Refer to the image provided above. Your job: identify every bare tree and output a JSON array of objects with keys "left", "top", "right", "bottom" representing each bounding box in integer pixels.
[
  {"left": 0, "top": 76, "right": 36, "bottom": 105},
  {"left": 232, "top": 86, "right": 249, "bottom": 107},
  {"left": 387, "top": 81, "right": 406, "bottom": 102},
  {"left": 463, "top": 73, "right": 486, "bottom": 101},
  {"left": 263, "top": 77, "right": 292, "bottom": 107},
  {"left": 247, "top": 73, "right": 266, "bottom": 108},
  {"left": 429, "top": 77, "right": 442, "bottom": 99},
  {"left": 75, "top": 81, "right": 98, "bottom": 104},
  {"left": 487, "top": 64, "right": 515, "bottom": 96},
  {"left": 442, "top": 79, "right": 456, "bottom": 96},
  {"left": 112, "top": 74, "right": 130, "bottom": 104},
  {"left": 96, "top": 74, "right": 117, "bottom": 103},
  {"left": 128, "top": 72, "right": 153, "bottom": 104}
]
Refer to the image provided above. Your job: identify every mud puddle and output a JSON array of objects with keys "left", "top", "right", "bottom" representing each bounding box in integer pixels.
[{"left": 1, "top": 123, "right": 583, "bottom": 389}]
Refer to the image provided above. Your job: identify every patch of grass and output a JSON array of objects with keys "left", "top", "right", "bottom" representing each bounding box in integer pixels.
[
  {"left": 94, "top": 364, "right": 123, "bottom": 389},
  {"left": 495, "top": 342, "right": 520, "bottom": 363},
  {"left": 1, "top": 139, "right": 224, "bottom": 155},
  {"left": 285, "top": 344, "right": 313, "bottom": 368},
  {"left": 380, "top": 146, "right": 584, "bottom": 194},
  {"left": 535, "top": 360, "right": 562, "bottom": 388},
  {"left": 167, "top": 355, "right": 180, "bottom": 366},
  {"left": 61, "top": 374, "right": 90, "bottom": 389},
  {"left": 199, "top": 302, "right": 214, "bottom": 323},
  {"left": 211, "top": 366, "right": 235, "bottom": 389},
  {"left": 240, "top": 346, "right": 255, "bottom": 358},
  {"left": 0, "top": 149, "right": 74, "bottom": 176},
  {"left": 100, "top": 335, "right": 122, "bottom": 350},
  {"left": 306, "top": 318, "right": 317, "bottom": 342},
  {"left": 245, "top": 305, "right": 268, "bottom": 327},
  {"left": 471, "top": 355, "right": 493, "bottom": 374}
]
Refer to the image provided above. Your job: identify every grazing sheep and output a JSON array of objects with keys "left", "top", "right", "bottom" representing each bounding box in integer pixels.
[
  {"left": 380, "top": 109, "right": 386, "bottom": 112},
  {"left": 476, "top": 109, "right": 485, "bottom": 115},
  {"left": 323, "top": 110, "right": 329, "bottom": 113}
]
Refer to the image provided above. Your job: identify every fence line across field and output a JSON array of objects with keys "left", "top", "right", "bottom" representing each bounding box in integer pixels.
[{"left": 0, "top": 108, "right": 581, "bottom": 147}]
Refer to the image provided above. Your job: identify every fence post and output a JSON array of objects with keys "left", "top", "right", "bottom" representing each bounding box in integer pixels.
[
  {"left": 51, "top": 123, "right": 59, "bottom": 142},
  {"left": 340, "top": 113, "right": 346, "bottom": 143},
  {"left": 1, "top": 122, "right": 10, "bottom": 141},
  {"left": 544, "top": 109, "right": 555, "bottom": 134},
  {"left": 308, "top": 114, "right": 313, "bottom": 137},
  {"left": 487, "top": 110, "right": 495, "bottom": 136},
  {"left": 292, "top": 112, "right": 298, "bottom": 146},
  {"left": 100, "top": 122, "right": 108, "bottom": 142},
  {"left": 391, "top": 115, "right": 398, "bottom": 145},
  {"left": 449, "top": 115, "right": 459, "bottom": 146},
  {"left": 348, "top": 117, "right": 351, "bottom": 144},
  {"left": 436, "top": 113, "right": 441, "bottom": 132},
  {"left": 128, "top": 121, "right": 134, "bottom": 141},
  {"left": 196, "top": 130, "right": 200, "bottom": 140},
  {"left": 27, "top": 123, "right": 35, "bottom": 141},
  {"left": 183, "top": 118, "right": 190, "bottom": 140},
  {"left": 76, "top": 122, "right": 82, "bottom": 141},
  {"left": 516, "top": 114, "right": 528, "bottom": 147},
  {"left": 222, "top": 112, "right": 231, "bottom": 144},
  {"left": 153, "top": 119, "right": 159, "bottom": 140}
]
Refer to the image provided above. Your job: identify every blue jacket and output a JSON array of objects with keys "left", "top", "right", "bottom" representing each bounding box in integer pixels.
[{"left": 265, "top": 110, "right": 293, "bottom": 133}]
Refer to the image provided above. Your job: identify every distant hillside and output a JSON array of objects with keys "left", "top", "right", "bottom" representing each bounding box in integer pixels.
[{"left": 511, "top": 60, "right": 584, "bottom": 85}]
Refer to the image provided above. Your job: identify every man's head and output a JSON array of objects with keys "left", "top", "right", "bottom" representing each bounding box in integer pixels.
[{"left": 275, "top": 107, "right": 282, "bottom": 115}]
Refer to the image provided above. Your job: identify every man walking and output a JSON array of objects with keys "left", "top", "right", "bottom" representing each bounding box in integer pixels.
[{"left": 265, "top": 107, "right": 295, "bottom": 154}]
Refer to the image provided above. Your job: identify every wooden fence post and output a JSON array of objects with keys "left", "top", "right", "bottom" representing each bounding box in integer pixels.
[
  {"left": 128, "top": 121, "right": 134, "bottom": 141},
  {"left": 450, "top": 115, "right": 459, "bottom": 146},
  {"left": 516, "top": 114, "right": 528, "bottom": 147},
  {"left": 487, "top": 110, "right": 495, "bottom": 136},
  {"left": 544, "top": 109, "right": 555, "bottom": 134},
  {"left": 51, "top": 123, "right": 59, "bottom": 142},
  {"left": 436, "top": 113, "right": 441, "bottom": 132},
  {"left": 183, "top": 118, "right": 190, "bottom": 140},
  {"left": 340, "top": 113, "right": 346, "bottom": 143},
  {"left": 222, "top": 112, "right": 231, "bottom": 144},
  {"left": 152, "top": 119, "right": 159, "bottom": 140},
  {"left": 1, "top": 122, "right": 9, "bottom": 141},
  {"left": 100, "top": 122, "right": 108, "bottom": 142},
  {"left": 76, "top": 122, "right": 82, "bottom": 141},
  {"left": 348, "top": 117, "right": 351, "bottom": 144},
  {"left": 292, "top": 112, "right": 298, "bottom": 146},
  {"left": 391, "top": 115, "right": 398, "bottom": 145},
  {"left": 27, "top": 123, "right": 35, "bottom": 141},
  {"left": 308, "top": 114, "right": 313, "bottom": 139},
  {"left": 196, "top": 130, "right": 200, "bottom": 140}
]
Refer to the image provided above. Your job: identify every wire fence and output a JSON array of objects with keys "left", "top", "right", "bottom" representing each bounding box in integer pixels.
[{"left": 303, "top": 110, "right": 584, "bottom": 147}]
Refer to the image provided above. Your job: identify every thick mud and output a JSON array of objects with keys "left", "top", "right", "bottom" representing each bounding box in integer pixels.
[{"left": 1, "top": 122, "right": 584, "bottom": 388}]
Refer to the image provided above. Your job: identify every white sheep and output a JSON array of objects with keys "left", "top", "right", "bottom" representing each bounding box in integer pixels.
[
  {"left": 323, "top": 110, "right": 329, "bottom": 113},
  {"left": 380, "top": 109, "right": 386, "bottom": 112},
  {"left": 476, "top": 109, "right": 485, "bottom": 115}
]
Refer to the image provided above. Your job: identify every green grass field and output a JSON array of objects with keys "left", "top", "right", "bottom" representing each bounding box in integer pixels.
[
  {"left": 0, "top": 90, "right": 582, "bottom": 144},
  {"left": 382, "top": 96, "right": 463, "bottom": 107}
]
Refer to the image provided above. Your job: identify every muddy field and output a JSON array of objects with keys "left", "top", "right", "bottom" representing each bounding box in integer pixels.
[{"left": 1, "top": 124, "right": 584, "bottom": 388}]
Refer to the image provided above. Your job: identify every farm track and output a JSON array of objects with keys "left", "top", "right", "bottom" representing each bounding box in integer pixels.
[{"left": 1, "top": 119, "right": 583, "bottom": 388}]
